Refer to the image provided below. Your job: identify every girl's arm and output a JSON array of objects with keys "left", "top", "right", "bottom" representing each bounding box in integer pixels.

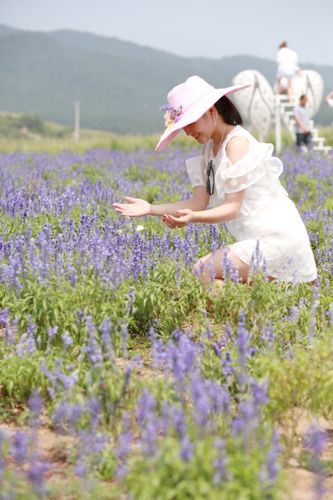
[
  {"left": 163, "top": 190, "right": 243, "bottom": 227},
  {"left": 151, "top": 186, "right": 209, "bottom": 215},
  {"left": 113, "top": 186, "right": 209, "bottom": 217},
  {"left": 192, "top": 191, "right": 243, "bottom": 223}
]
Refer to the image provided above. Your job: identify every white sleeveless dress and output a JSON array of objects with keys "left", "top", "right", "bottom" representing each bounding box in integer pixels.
[{"left": 185, "top": 126, "right": 317, "bottom": 283}]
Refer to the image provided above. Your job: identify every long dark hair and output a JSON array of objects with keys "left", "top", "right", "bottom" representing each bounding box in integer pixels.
[{"left": 214, "top": 95, "right": 243, "bottom": 125}]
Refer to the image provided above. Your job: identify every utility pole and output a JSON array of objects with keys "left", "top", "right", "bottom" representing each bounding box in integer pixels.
[{"left": 74, "top": 101, "right": 80, "bottom": 142}]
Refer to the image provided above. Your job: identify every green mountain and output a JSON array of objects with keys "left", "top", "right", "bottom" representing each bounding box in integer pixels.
[{"left": 1, "top": 25, "right": 332, "bottom": 133}]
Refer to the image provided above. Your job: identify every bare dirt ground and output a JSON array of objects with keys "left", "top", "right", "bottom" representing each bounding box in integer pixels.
[
  {"left": 280, "top": 412, "right": 333, "bottom": 499},
  {"left": 0, "top": 421, "right": 75, "bottom": 478},
  {"left": 282, "top": 468, "right": 333, "bottom": 500}
]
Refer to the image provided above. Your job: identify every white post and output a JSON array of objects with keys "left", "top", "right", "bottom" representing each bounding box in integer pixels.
[
  {"left": 74, "top": 101, "right": 80, "bottom": 142},
  {"left": 275, "top": 95, "right": 281, "bottom": 154}
]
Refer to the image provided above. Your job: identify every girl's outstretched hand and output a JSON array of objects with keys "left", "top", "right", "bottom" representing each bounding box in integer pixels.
[
  {"left": 162, "top": 209, "right": 194, "bottom": 228},
  {"left": 113, "top": 197, "right": 151, "bottom": 217}
]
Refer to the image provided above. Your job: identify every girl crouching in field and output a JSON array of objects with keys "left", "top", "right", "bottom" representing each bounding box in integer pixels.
[{"left": 113, "top": 75, "right": 317, "bottom": 290}]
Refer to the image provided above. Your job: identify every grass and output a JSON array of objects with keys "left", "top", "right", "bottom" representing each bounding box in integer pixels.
[{"left": 0, "top": 111, "right": 331, "bottom": 153}]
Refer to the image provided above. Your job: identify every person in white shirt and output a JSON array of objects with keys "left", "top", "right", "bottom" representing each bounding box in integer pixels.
[{"left": 276, "top": 41, "right": 301, "bottom": 102}]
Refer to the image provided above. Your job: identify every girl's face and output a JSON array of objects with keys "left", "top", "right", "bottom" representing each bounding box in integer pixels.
[{"left": 183, "top": 110, "right": 214, "bottom": 144}]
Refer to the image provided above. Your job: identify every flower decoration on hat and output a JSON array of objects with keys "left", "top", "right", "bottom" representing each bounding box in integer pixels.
[{"left": 161, "top": 104, "right": 183, "bottom": 129}]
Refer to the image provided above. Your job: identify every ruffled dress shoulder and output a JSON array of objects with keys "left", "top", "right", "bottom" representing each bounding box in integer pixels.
[{"left": 186, "top": 126, "right": 285, "bottom": 202}]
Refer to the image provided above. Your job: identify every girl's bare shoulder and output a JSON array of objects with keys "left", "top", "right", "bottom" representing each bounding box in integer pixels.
[{"left": 225, "top": 136, "right": 250, "bottom": 163}]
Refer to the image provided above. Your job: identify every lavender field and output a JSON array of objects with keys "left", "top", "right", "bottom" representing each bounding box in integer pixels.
[{"left": 0, "top": 146, "right": 333, "bottom": 499}]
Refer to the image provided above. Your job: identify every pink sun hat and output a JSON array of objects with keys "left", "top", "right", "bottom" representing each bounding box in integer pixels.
[{"left": 155, "top": 75, "right": 251, "bottom": 151}]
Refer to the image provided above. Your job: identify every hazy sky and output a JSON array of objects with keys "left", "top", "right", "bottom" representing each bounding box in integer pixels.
[{"left": 1, "top": 0, "right": 332, "bottom": 66}]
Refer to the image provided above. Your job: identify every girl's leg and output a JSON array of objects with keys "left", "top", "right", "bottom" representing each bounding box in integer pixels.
[
  {"left": 276, "top": 77, "right": 282, "bottom": 94},
  {"left": 287, "top": 76, "right": 294, "bottom": 102},
  {"left": 192, "top": 248, "right": 250, "bottom": 289}
]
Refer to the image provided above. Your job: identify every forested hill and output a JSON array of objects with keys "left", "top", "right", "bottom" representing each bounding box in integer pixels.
[{"left": 1, "top": 25, "right": 332, "bottom": 133}]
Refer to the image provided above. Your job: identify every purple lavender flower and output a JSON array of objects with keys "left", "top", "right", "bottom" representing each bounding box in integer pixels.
[
  {"left": 231, "top": 398, "right": 258, "bottom": 438},
  {"left": 100, "top": 317, "right": 114, "bottom": 358},
  {"left": 190, "top": 374, "right": 211, "bottom": 430},
  {"left": 0, "top": 308, "right": 16, "bottom": 345},
  {"left": 266, "top": 429, "right": 281, "bottom": 482},
  {"left": 136, "top": 390, "right": 156, "bottom": 424},
  {"left": 221, "top": 349, "right": 235, "bottom": 378},
  {"left": 159, "top": 403, "right": 173, "bottom": 435},
  {"left": 303, "top": 425, "right": 328, "bottom": 499},
  {"left": 222, "top": 250, "right": 233, "bottom": 281},
  {"left": 251, "top": 380, "right": 269, "bottom": 406},
  {"left": 224, "top": 321, "right": 232, "bottom": 342},
  {"left": 213, "top": 438, "right": 229, "bottom": 484},
  {"left": 172, "top": 407, "right": 187, "bottom": 439},
  {"left": 212, "top": 340, "right": 223, "bottom": 358},
  {"left": 151, "top": 336, "right": 169, "bottom": 370},
  {"left": 28, "top": 390, "right": 43, "bottom": 427},
  {"left": 52, "top": 401, "right": 85, "bottom": 430},
  {"left": 207, "top": 381, "right": 231, "bottom": 415},
  {"left": 62, "top": 331, "right": 73, "bottom": 351},
  {"left": 135, "top": 389, "right": 159, "bottom": 457},
  {"left": 237, "top": 310, "right": 249, "bottom": 368},
  {"left": 84, "top": 316, "right": 103, "bottom": 367},
  {"left": 87, "top": 397, "right": 101, "bottom": 428},
  {"left": 26, "top": 456, "right": 50, "bottom": 496},
  {"left": 126, "top": 286, "right": 135, "bottom": 314},
  {"left": 114, "top": 462, "right": 129, "bottom": 479},
  {"left": 15, "top": 319, "right": 37, "bottom": 357},
  {"left": 250, "top": 240, "right": 267, "bottom": 275},
  {"left": 308, "top": 288, "right": 320, "bottom": 339},
  {"left": 327, "top": 303, "right": 333, "bottom": 327},
  {"left": 75, "top": 461, "right": 87, "bottom": 478},
  {"left": 168, "top": 332, "right": 199, "bottom": 386},
  {"left": 11, "top": 430, "right": 28, "bottom": 464},
  {"left": 122, "top": 355, "right": 142, "bottom": 394},
  {"left": 261, "top": 320, "right": 274, "bottom": 347},
  {"left": 116, "top": 413, "right": 132, "bottom": 462},
  {"left": 179, "top": 435, "right": 194, "bottom": 462},
  {"left": 120, "top": 323, "right": 128, "bottom": 358},
  {"left": 47, "top": 326, "right": 58, "bottom": 342},
  {"left": 140, "top": 420, "right": 158, "bottom": 457},
  {"left": 303, "top": 425, "right": 328, "bottom": 459},
  {"left": 0, "top": 430, "right": 7, "bottom": 482}
]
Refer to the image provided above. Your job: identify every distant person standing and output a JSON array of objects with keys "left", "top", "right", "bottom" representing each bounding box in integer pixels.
[
  {"left": 294, "top": 94, "right": 312, "bottom": 149},
  {"left": 276, "top": 41, "right": 301, "bottom": 102}
]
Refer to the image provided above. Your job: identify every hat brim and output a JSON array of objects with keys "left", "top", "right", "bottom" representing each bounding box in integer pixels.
[{"left": 155, "top": 83, "right": 251, "bottom": 151}]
